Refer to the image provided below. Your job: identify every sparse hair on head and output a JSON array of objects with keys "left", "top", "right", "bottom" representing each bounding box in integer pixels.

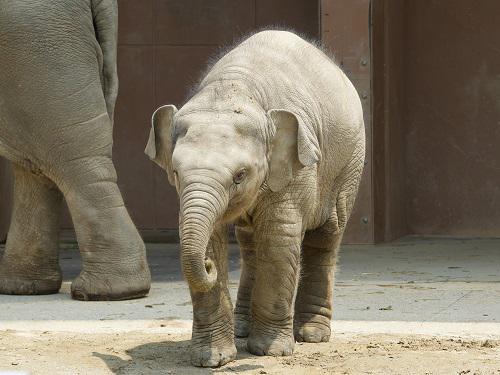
[{"left": 181, "top": 26, "right": 338, "bottom": 106}]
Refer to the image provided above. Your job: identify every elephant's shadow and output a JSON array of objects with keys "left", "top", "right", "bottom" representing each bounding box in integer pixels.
[{"left": 93, "top": 338, "right": 263, "bottom": 374}]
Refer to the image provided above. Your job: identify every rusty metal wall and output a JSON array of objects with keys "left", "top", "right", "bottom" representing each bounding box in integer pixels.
[
  {"left": 321, "top": 0, "right": 373, "bottom": 243},
  {"left": 403, "top": 0, "right": 500, "bottom": 236},
  {"left": 371, "top": 0, "right": 408, "bottom": 242},
  {"left": 371, "top": 0, "right": 500, "bottom": 239}
]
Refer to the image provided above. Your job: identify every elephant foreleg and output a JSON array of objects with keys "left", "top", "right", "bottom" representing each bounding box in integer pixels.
[
  {"left": 0, "top": 164, "right": 63, "bottom": 295},
  {"left": 247, "top": 210, "right": 302, "bottom": 356},
  {"left": 189, "top": 224, "right": 237, "bottom": 367},
  {"left": 234, "top": 225, "right": 256, "bottom": 338}
]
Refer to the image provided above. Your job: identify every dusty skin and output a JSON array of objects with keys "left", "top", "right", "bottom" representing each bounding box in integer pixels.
[
  {"left": 1, "top": 331, "right": 499, "bottom": 374},
  {"left": 146, "top": 29, "right": 366, "bottom": 366}
]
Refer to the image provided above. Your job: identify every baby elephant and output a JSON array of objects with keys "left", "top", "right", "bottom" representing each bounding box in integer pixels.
[{"left": 146, "top": 30, "right": 365, "bottom": 367}]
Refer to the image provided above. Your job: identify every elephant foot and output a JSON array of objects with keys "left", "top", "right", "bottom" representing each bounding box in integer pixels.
[
  {"left": 294, "top": 321, "right": 331, "bottom": 343},
  {"left": 0, "top": 261, "right": 62, "bottom": 295},
  {"left": 190, "top": 342, "right": 237, "bottom": 367},
  {"left": 71, "top": 266, "right": 151, "bottom": 301},
  {"left": 191, "top": 319, "right": 237, "bottom": 367},
  {"left": 234, "top": 313, "right": 251, "bottom": 338},
  {"left": 247, "top": 327, "right": 295, "bottom": 356}
]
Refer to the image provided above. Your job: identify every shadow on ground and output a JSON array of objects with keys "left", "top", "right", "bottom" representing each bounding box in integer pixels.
[{"left": 93, "top": 338, "right": 263, "bottom": 375}]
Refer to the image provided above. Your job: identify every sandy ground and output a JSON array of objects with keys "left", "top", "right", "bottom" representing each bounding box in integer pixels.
[
  {"left": 2, "top": 238, "right": 500, "bottom": 374},
  {"left": 1, "top": 330, "right": 499, "bottom": 375}
]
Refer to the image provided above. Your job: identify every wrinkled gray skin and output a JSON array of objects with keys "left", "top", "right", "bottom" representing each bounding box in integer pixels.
[
  {"left": 146, "top": 30, "right": 365, "bottom": 367},
  {"left": 0, "top": 0, "right": 151, "bottom": 300}
]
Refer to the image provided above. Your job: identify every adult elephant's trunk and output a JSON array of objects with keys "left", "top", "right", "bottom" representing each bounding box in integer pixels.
[{"left": 179, "top": 177, "right": 227, "bottom": 293}]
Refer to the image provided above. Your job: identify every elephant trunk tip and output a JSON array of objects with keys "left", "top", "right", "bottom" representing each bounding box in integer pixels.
[
  {"left": 184, "top": 257, "right": 218, "bottom": 293},
  {"left": 202, "top": 257, "right": 218, "bottom": 291}
]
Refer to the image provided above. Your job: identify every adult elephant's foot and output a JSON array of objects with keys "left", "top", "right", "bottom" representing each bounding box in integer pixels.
[
  {"left": 234, "top": 312, "right": 251, "bottom": 338},
  {"left": 0, "top": 260, "right": 62, "bottom": 295},
  {"left": 294, "top": 319, "right": 331, "bottom": 343},
  {"left": 71, "top": 264, "right": 151, "bottom": 301},
  {"left": 247, "top": 323, "right": 295, "bottom": 356}
]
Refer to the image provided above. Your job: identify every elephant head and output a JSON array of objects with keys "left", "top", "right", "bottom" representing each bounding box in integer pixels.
[{"left": 145, "top": 102, "right": 320, "bottom": 293}]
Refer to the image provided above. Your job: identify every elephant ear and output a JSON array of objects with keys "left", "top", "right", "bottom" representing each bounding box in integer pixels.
[
  {"left": 267, "top": 109, "right": 321, "bottom": 192},
  {"left": 145, "top": 104, "right": 178, "bottom": 185}
]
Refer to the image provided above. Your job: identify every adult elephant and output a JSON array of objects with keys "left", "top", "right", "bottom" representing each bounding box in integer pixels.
[{"left": 0, "top": 0, "right": 151, "bottom": 300}]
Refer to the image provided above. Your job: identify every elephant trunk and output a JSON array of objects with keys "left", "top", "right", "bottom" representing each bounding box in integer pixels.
[{"left": 179, "top": 178, "right": 227, "bottom": 293}]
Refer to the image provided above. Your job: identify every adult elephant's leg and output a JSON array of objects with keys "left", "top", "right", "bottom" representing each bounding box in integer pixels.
[
  {"left": 246, "top": 209, "right": 302, "bottom": 356},
  {"left": 234, "top": 226, "right": 256, "bottom": 338},
  {"left": 0, "top": 163, "right": 63, "bottom": 295},
  {"left": 294, "top": 219, "right": 341, "bottom": 343},
  {"left": 54, "top": 114, "right": 151, "bottom": 301},
  {"left": 190, "top": 224, "right": 236, "bottom": 367}
]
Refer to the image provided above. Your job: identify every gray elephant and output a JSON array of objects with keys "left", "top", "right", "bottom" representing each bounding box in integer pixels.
[
  {"left": 0, "top": 0, "right": 151, "bottom": 300},
  {"left": 146, "top": 30, "right": 365, "bottom": 366}
]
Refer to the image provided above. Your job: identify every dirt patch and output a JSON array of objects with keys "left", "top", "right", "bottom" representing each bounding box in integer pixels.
[{"left": 0, "top": 331, "right": 499, "bottom": 374}]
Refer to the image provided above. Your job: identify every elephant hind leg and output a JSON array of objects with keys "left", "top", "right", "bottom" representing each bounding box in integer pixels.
[
  {"left": 57, "top": 160, "right": 150, "bottom": 300},
  {"left": 295, "top": 155, "right": 363, "bottom": 342},
  {"left": 45, "top": 113, "right": 150, "bottom": 301},
  {"left": 63, "top": 159, "right": 151, "bottom": 301},
  {"left": 0, "top": 163, "right": 63, "bottom": 295},
  {"left": 294, "top": 215, "right": 343, "bottom": 343}
]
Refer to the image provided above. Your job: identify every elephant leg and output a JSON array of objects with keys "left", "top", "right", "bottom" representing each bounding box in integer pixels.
[
  {"left": 0, "top": 164, "right": 63, "bottom": 295},
  {"left": 52, "top": 113, "right": 150, "bottom": 301},
  {"left": 60, "top": 155, "right": 151, "bottom": 301},
  {"left": 294, "top": 219, "right": 342, "bottom": 343},
  {"left": 294, "top": 184, "right": 359, "bottom": 342},
  {"left": 234, "top": 226, "right": 256, "bottom": 338},
  {"left": 190, "top": 224, "right": 236, "bottom": 367},
  {"left": 246, "top": 211, "right": 302, "bottom": 357}
]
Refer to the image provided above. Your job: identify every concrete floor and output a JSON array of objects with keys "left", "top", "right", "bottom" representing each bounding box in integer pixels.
[{"left": 1, "top": 237, "right": 500, "bottom": 337}]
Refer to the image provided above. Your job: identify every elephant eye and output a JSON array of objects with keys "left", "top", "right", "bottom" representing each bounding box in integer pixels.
[{"left": 233, "top": 169, "right": 247, "bottom": 185}]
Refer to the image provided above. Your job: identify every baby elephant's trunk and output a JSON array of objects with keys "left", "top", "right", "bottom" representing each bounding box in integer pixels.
[{"left": 179, "top": 178, "right": 227, "bottom": 293}]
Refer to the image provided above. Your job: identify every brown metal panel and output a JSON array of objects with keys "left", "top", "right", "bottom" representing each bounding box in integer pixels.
[
  {"left": 321, "top": 0, "right": 370, "bottom": 79},
  {"left": 322, "top": 0, "right": 372, "bottom": 243},
  {"left": 154, "top": 45, "right": 219, "bottom": 106},
  {"left": 371, "top": 0, "right": 408, "bottom": 242},
  {"left": 114, "top": 46, "right": 157, "bottom": 229},
  {"left": 153, "top": 45, "right": 219, "bottom": 228},
  {"left": 404, "top": 0, "right": 500, "bottom": 236},
  {"left": 154, "top": 0, "right": 255, "bottom": 45},
  {"left": 118, "top": 0, "right": 154, "bottom": 45},
  {"left": 255, "top": 0, "right": 320, "bottom": 39}
]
